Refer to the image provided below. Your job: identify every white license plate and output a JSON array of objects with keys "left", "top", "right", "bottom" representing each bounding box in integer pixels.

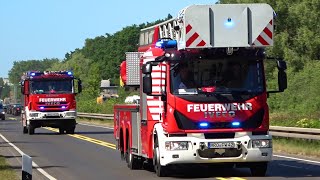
[
  {"left": 46, "top": 113, "right": 59, "bottom": 117},
  {"left": 208, "top": 142, "right": 235, "bottom": 149}
]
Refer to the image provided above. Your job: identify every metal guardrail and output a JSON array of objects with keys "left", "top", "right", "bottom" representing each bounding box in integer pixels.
[
  {"left": 77, "top": 112, "right": 114, "bottom": 120},
  {"left": 270, "top": 126, "right": 320, "bottom": 140},
  {"left": 78, "top": 112, "right": 320, "bottom": 140}
]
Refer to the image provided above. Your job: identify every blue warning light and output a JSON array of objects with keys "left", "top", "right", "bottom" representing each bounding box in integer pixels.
[
  {"left": 199, "top": 122, "right": 209, "bottom": 128},
  {"left": 232, "top": 122, "right": 241, "bottom": 127},
  {"left": 224, "top": 18, "right": 234, "bottom": 28}
]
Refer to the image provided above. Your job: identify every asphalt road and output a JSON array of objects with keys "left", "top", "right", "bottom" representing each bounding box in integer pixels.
[{"left": 1, "top": 114, "right": 320, "bottom": 180}]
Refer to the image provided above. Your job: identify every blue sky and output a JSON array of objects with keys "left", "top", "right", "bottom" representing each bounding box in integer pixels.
[{"left": 0, "top": 0, "right": 217, "bottom": 78}]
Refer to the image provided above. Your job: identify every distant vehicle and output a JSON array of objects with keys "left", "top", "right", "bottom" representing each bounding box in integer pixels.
[
  {"left": 11, "top": 103, "right": 22, "bottom": 116},
  {"left": 6, "top": 104, "right": 14, "bottom": 114},
  {"left": 0, "top": 104, "right": 5, "bottom": 120},
  {"left": 3, "top": 104, "right": 7, "bottom": 113}
]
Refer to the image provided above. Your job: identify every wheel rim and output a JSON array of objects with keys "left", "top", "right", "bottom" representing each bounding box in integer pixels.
[{"left": 129, "top": 152, "right": 132, "bottom": 164}]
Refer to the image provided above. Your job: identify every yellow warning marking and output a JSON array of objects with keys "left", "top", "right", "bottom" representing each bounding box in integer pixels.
[
  {"left": 44, "top": 127, "right": 116, "bottom": 149},
  {"left": 216, "top": 178, "right": 247, "bottom": 180},
  {"left": 8, "top": 117, "right": 16, "bottom": 120}
]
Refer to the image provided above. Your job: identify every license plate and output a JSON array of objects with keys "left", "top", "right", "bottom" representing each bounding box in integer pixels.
[
  {"left": 46, "top": 113, "right": 59, "bottom": 117},
  {"left": 208, "top": 142, "right": 235, "bottom": 149}
]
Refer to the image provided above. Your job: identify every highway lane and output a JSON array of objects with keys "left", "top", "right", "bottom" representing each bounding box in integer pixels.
[{"left": 1, "top": 115, "right": 320, "bottom": 180}]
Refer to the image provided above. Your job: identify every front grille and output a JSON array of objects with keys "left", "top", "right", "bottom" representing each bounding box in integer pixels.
[
  {"left": 44, "top": 116, "right": 61, "bottom": 119},
  {"left": 204, "top": 133, "right": 235, "bottom": 139},
  {"left": 197, "top": 148, "right": 242, "bottom": 158}
]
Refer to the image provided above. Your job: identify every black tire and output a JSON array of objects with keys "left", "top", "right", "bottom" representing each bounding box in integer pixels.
[
  {"left": 28, "top": 125, "right": 34, "bottom": 135},
  {"left": 153, "top": 137, "right": 168, "bottom": 177},
  {"left": 66, "top": 127, "right": 75, "bottom": 134},
  {"left": 120, "top": 135, "right": 125, "bottom": 160},
  {"left": 250, "top": 162, "right": 268, "bottom": 176},
  {"left": 23, "top": 126, "right": 28, "bottom": 134},
  {"left": 59, "top": 128, "right": 65, "bottom": 134},
  {"left": 127, "top": 150, "right": 142, "bottom": 170}
]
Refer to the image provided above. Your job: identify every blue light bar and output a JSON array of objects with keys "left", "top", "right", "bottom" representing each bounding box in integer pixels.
[
  {"left": 40, "top": 107, "right": 44, "bottom": 110},
  {"left": 232, "top": 122, "right": 240, "bottom": 127},
  {"left": 155, "top": 39, "right": 177, "bottom": 49},
  {"left": 61, "top": 106, "right": 66, "bottom": 109},
  {"left": 67, "top": 72, "right": 72, "bottom": 75},
  {"left": 31, "top": 72, "right": 36, "bottom": 76},
  {"left": 199, "top": 122, "right": 209, "bottom": 128}
]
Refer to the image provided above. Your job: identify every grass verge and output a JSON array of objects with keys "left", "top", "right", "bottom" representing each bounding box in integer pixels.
[
  {"left": 270, "top": 112, "right": 320, "bottom": 128},
  {"left": 0, "top": 156, "right": 18, "bottom": 180},
  {"left": 273, "top": 137, "right": 320, "bottom": 159}
]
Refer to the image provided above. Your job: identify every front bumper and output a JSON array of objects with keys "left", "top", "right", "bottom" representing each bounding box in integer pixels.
[
  {"left": 27, "top": 110, "right": 77, "bottom": 121},
  {"left": 28, "top": 119, "right": 76, "bottom": 128},
  {"left": 158, "top": 133, "right": 272, "bottom": 166}
]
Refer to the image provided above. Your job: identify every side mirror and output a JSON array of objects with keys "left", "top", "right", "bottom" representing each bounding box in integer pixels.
[
  {"left": 21, "top": 85, "right": 24, "bottom": 95},
  {"left": 267, "top": 60, "right": 287, "bottom": 95},
  {"left": 277, "top": 60, "right": 287, "bottom": 70},
  {"left": 142, "top": 63, "right": 152, "bottom": 74},
  {"left": 278, "top": 69, "right": 287, "bottom": 92},
  {"left": 78, "top": 79, "right": 82, "bottom": 93},
  {"left": 21, "top": 80, "right": 29, "bottom": 95},
  {"left": 143, "top": 74, "right": 152, "bottom": 95}
]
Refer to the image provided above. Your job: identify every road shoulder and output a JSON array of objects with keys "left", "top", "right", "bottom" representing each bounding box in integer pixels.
[{"left": 0, "top": 134, "right": 49, "bottom": 180}]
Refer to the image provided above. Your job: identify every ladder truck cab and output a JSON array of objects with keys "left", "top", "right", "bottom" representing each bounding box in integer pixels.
[
  {"left": 114, "top": 3, "right": 287, "bottom": 177},
  {"left": 20, "top": 71, "right": 82, "bottom": 135}
]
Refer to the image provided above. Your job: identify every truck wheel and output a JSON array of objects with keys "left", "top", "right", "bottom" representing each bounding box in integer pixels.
[
  {"left": 153, "top": 144, "right": 168, "bottom": 177},
  {"left": 127, "top": 150, "right": 142, "bottom": 170},
  {"left": 28, "top": 125, "right": 35, "bottom": 135},
  {"left": 250, "top": 162, "right": 268, "bottom": 176},
  {"left": 23, "top": 126, "right": 28, "bottom": 134},
  {"left": 66, "top": 127, "right": 75, "bottom": 134},
  {"left": 59, "top": 128, "right": 65, "bottom": 134}
]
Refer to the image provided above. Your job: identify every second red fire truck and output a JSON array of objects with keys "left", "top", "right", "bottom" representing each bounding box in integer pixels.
[
  {"left": 114, "top": 3, "right": 287, "bottom": 177},
  {"left": 20, "top": 70, "right": 82, "bottom": 135}
]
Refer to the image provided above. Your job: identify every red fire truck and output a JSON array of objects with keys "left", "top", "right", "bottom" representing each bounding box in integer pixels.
[
  {"left": 20, "top": 71, "right": 82, "bottom": 135},
  {"left": 114, "top": 3, "right": 287, "bottom": 177}
]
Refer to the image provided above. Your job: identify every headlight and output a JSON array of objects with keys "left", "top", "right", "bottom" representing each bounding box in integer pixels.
[
  {"left": 66, "top": 112, "right": 76, "bottom": 117},
  {"left": 1, "top": 112, "right": 5, "bottom": 114},
  {"left": 252, "top": 139, "right": 272, "bottom": 148},
  {"left": 165, "top": 141, "right": 189, "bottom": 151},
  {"left": 29, "top": 113, "right": 39, "bottom": 117}
]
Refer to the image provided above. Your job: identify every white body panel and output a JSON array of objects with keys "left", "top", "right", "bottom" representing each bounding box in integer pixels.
[
  {"left": 155, "top": 4, "right": 274, "bottom": 49},
  {"left": 154, "top": 123, "right": 272, "bottom": 166}
]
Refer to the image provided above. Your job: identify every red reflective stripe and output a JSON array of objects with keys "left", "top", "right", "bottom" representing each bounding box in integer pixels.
[
  {"left": 263, "top": 27, "right": 272, "bottom": 39},
  {"left": 197, "top": 40, "right": 206, "bottom": 47},
  {"left": 186, "top": 33, "right": 199, "bottom": 47},
  {"left": 186, "top": 24, "right": 192, "bottom": 34},
  {"left": 269, "top": 20, "right": 273, "bottom": 25},
  {"left": 257, "top": 36, "right": 269, "bottom": 45}
]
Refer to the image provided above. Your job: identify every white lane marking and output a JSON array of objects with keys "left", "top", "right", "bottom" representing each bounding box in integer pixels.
[
  {"left": 274, "top": 154, "right": 320, "bottom": 165},
  {"left": 278, "top": 163, "right": 303, "bottom": 169},
  {"left": 78, "top": 122, "right": 113, "bottom": 130},
  {"left": 0, "top": 134, "right": 57, "bottom": 180}
]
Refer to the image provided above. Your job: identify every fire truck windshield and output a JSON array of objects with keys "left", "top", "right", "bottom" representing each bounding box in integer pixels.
[
  {"left": 30, "top": 80, "right": 73, "bottom": 94},
  {"left": 170, "top": 58, "right": 264, "bottom": 95}
]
